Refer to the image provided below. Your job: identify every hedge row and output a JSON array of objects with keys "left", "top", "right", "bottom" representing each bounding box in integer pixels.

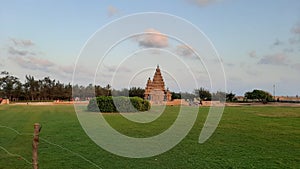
[{"left": 87, "top": 96, "right": 150, "bottom": 112}]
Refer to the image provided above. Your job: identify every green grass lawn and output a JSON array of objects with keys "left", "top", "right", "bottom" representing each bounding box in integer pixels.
[{"left": 0, "top": 105, "right": 299, "bottom": 168}]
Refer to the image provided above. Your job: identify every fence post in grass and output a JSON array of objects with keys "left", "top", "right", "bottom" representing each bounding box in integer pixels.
[{"left": 32, "top": 123, "right": 40, "bottom": 169}]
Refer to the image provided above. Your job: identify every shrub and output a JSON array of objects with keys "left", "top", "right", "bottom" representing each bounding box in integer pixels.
[
  {"left": 87, "top": 96, "right": 150, "bottom": 113},
  {"left": 141, "top": 99, "right": 151, "bottom": 111}
]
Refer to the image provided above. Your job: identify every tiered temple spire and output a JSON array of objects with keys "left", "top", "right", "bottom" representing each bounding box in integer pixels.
[{"left": 144, "top": 65, "right": 172, "bottom": 104}]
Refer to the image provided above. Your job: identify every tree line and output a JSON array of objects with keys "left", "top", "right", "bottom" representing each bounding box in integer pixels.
[
  {"left": 1, "top": 71, "right": 273, "bottom": 102},
  {"left": 171, "top": 87, "right": 237, "bottom": 102},
  {"left": 0, "top": 71, "right": 147, "bottom": 101},
  {"left": 0, "top": 71, "right": 72, "bottom": 101}
]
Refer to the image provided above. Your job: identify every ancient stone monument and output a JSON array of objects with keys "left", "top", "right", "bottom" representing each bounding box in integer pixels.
[{"left": 144, "top": 65, "right": 172, "bottom": 104}]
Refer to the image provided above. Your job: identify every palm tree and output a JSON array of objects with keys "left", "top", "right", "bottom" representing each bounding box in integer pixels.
[
  {"left": 25, "top": 75, "right": 39, "bottom": 101},
  {"left": 0, "top": 74, "right": 21, "bottom": 100}
]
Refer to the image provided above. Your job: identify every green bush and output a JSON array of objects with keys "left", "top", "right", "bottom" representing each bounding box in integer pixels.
[{"left": 87, "top": 96, "right": 150, "bottom": 112}]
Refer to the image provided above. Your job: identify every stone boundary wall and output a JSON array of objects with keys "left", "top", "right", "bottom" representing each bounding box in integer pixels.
[
  {"left": 166, "top": 99, "right": 189, "bottom": 106},
  {"left": 0, "top": 99, "right": 9, "bottom": 105}
]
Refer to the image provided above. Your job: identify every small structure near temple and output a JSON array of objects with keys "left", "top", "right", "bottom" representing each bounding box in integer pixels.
[
  {"left": 0, "top": 98, "right": 9, "bottom": 105},
  {"left": 144, "top": 65, "right": 172, "bottom": 104}
]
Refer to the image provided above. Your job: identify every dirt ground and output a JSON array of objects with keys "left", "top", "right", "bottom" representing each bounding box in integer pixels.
[
  {"left": 225, "top": 102, "right": 300, "bottom": 107},
  {"left": 6, "top": 101, "right": 300, "bottom": 107}
]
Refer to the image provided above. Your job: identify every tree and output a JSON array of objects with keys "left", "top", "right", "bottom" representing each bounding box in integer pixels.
[
  {"left": 226, "top": 92, "right": 236, "bottom": 102},
  {"left": 0, "top": 74, "right": 21, "bottom": 100},
  {"left": 244, "top": 89, "right": 273, "bottom": 102},
  {"left": 24, "top": 75, "right": 39, "bottom": 101},
  {"left": 194, "top": 88, "right": 211, "bottom": 101},
  {"left": 0, "top": 71, "right": 9, "bottom": 76},
  {"left": 171, "top": 92, "right": 181, "bottom": 100},
  {"left": 53, "top": 81, "right": 64, "bottom": 100},
  {"left": 12, "top": 81, "right": 23, "bottom": 101},
  {"left": 64, "top": 83, "right": 72, "bottom": 100},
  {"left": 39, "top": 77, "right": 54, "bottom": 100},
  {"left": 212, "top": 91, "right": 226, "bottom": 102},
  {"left": 73, "top": 84, "right": 84, "bottom": 99},
  {"left": 105, "top": 84, "right": 112, "bottom": 96},
  {"left": 112, "top": 88, "right": 129, "bottom": 97},
  {"left": 129, "top": 87, "right": 145, "bottom": 98},
  {"left": 181, "top": 92, "right": 196, "bottom": 101},
  {"left": 95, "top": 85, "right": 106, "bottom": 97},
  {"left": 84, "top": 84, "right": 95, "bottom": 98}
]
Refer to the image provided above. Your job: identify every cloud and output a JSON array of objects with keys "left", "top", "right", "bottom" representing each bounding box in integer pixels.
[
  {"left": 289, "top": 23, "right": 300, "bottom": 45},
  {"left": 4, "top": 38, "right": 95, "bottom": 82},
  {"left": 258, "top": 53, "right": 289, "bottom": 66},
  {"left": 9, "top": 55, "right": 92, "bottom": 78},
  {"left": 272, "top": 39, "right": 284, "bottom": 46},
  {"left": 58, "top": 65, "right": 74, "bottom": 74},
  {"left": 10, "top": 56, "right": 54, "bottom": 72},
  {"left": 284, "top": 48, "right": 294, "bottom": 53},
  {"left": 175, "top": 45, "right": 196, "bottom": 58},
  {"left": 107, "top": 5, "right": 119, "bottom": 17},
  {"left": 239, "top": 62, "right": 246, "bottom": 68},
  {"left": 8, "top": 46, "right": 29, "bottom": 56},
  {"left": 291, "top": 23, "right": 300, "bottom": 34},
  {"left": 248, "top": 50, "right": 257, "bottom": 58},
  {"left": 186, "top": 0, "right": 221, "bottom": 7},
  {"left": 59, "top": 64, "right": 93, "bottom": 77},
  {"left": 135, "top": 28, "right": 168, "bottom": 48},
  {"left": 246, "top": 69, "right": 259, "bottom": 76},
  {"left": 10, "top": 38, "right": 34, "bottom": 47},
  {"left": 7, "top": 38, "right": 37, "bottom": 57},
  {"left": 289, "top": 37, "right": 300, "bottom": 44},
  {"left": 104, "top": 65, "right": 131, "bottom": 73},
  {"left": 6, "top": 38, "right": 56, "bottom": 72},
  {"left": 27, "top": 56, "right": 54, "bottom": 67},
  {"left": 291, "top": 63, "right": 300, "bottom": 71},
  {"left": 226, "top": 63, "right": 235, "bottom": 67}
]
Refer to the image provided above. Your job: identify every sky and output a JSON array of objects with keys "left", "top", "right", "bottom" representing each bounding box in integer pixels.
[{"left": 0, "top": 0, "right": 300, "bottom": 96}]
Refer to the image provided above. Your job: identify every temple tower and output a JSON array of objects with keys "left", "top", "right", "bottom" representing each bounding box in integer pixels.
[{"left": 144, "top": 65, "right": 172, "bottom": 104}]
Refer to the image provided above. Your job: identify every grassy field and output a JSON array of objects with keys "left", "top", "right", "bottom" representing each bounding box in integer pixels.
[{"left": 0, "top": 105, "right": 299, "bottom": 169}]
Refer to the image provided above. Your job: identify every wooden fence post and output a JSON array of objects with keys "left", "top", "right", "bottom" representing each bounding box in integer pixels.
[{"left": 32, "top": 123, "right": 40, "bottom": 169}]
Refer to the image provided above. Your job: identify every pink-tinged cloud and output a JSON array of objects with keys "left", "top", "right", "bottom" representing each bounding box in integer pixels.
[
  {"left": 107, "top": 5, "right": 118, "bottom": 17},
  {"left": 10, "top": 56, "right": 54, "bottom": 72},
  {"left": 248, "top": 50, "right": 257, "bottom": 58},
  {"left": 58, "top": 65, "right": 74, "bottom": 74},
  {"left": 187, "top": 0, "right": 221, "bottom": 7},
  {"left": 291, "top": 23, "right": 300, "bottom": 34},
  {"left": 28, "top": 56, "right": 54, "bottom": 67},
  {"left": 258, "top": 53, "right": 289, "bottom": 65},
  {"left": 136, "top": 28, "right": 168, "bottom": 48}
]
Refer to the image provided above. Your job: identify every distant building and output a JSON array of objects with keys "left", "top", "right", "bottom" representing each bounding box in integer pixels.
[
  {"left": 144, "top": 65, "right": 172, "bottom": 104},
  {"left": 235, "top": 96, "right": 245, "bottom": 102},
  {"left": 275, "top": 96, "right": 300, "bottom": 102}
]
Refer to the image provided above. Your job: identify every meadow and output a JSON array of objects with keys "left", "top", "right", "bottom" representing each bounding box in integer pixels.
[{"left": 0, "top": 105, "right": 299, "bottom": 169}]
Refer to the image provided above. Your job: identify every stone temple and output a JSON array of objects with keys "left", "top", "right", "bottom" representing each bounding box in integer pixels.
[{"left": 144, "top": 65, "right": 172, "bottom": 104}]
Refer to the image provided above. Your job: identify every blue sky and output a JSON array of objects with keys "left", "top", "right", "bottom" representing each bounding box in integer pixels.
[{"left": 0, "top": 0, "right": 300, "bottom": 96}]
